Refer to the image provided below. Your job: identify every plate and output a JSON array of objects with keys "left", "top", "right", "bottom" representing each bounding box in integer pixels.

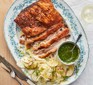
[{"left": 4, "top": 0, "right": 89, "bottom": 85}]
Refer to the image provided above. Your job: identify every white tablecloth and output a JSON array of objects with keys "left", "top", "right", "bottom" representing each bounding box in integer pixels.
[{"left": 64, "top": 0, "right": 93, "bottom": 85}]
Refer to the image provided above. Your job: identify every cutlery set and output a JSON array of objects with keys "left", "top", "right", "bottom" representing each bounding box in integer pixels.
[{"left": 0, "top": 55, "right": 36, "bottom": 85}]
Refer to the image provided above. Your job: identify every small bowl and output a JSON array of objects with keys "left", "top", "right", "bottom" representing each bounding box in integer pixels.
[{"left": 57, "top": 41, "right": 80, "bottom": 65}]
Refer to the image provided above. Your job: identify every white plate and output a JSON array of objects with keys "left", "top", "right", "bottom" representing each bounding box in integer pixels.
[{"left": 4, "top": 0, "right": 89, "bottom": 85}]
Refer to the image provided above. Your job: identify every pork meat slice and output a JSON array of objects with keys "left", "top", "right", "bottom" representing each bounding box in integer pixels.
[
  {"left": 22, "top": 26, "right": 47, "bottom": 37},
  {"left": 39, "top": 48, "right": 57, "bottom": 58}
]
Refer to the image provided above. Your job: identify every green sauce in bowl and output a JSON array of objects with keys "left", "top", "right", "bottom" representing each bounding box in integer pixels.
[{"left": 58, "top": 42, "right": 80, "bottom": 64}]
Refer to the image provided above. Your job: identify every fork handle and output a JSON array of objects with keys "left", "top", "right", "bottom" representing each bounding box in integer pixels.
[
  {"left": 14, "top": 77, "right": 23, "bottom": 85},
  {"left": 27, "top": 79, "right": 36, "bottom": 85}
]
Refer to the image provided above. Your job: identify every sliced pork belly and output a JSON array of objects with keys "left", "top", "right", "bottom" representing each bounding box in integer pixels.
[
  {"left": 25, "top": 22, "right": 64, "bottom": 48},
  {"left": 33, "top": 28, "right": 70, "bottom": 50}
]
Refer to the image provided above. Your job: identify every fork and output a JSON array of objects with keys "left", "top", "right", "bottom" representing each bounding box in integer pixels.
[{"left": 2, "top": 66, "right": 23, "bottom": 85}]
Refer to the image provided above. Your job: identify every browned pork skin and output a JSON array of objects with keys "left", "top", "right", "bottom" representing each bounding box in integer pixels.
[
  {"left": 34, "top": 28, "right": 70, "bottom": 50},
  {"left": 39, "top": 48, "right": 57, "bottom": 58},
  {"left": 22, "top": 26, "right": 47, "bottom": 37},
  {"left": 26, "top": 22, "right": 64, "bottom": 47},
  {"left": 14, "top": 0, "right": 63, "bottom": 38}
]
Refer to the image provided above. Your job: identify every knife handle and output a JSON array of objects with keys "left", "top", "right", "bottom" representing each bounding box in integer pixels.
[{"left": 26, "top": 79, "right": 36, "bottom": 85}]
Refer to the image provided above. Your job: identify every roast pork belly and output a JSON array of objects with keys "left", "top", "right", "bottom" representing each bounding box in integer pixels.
[{"left": 14, "top": 0, "right": 63, "bottom": 37}]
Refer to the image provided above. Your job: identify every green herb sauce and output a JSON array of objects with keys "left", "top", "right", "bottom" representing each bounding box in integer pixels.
[{"left": 58, "top": 42, "right": 80, "bottom": 63}]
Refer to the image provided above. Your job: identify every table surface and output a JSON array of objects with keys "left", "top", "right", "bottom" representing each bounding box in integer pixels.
[{"left": 0, "top": 0, "right": 93, "bottom": 85}]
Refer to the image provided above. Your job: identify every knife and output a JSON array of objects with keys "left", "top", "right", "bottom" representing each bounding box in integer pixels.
[{"left": 0, "top": 55, "right": 36, "bottom": 85}]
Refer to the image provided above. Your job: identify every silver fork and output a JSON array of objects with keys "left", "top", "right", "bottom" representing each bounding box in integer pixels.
[{"left": 2, "top": 66, "right": 23, "bottom": 85}]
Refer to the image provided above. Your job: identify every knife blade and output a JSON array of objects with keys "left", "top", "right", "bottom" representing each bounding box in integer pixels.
[{"left": 0, "top": 55, "right": 36, "bottom": 85}]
